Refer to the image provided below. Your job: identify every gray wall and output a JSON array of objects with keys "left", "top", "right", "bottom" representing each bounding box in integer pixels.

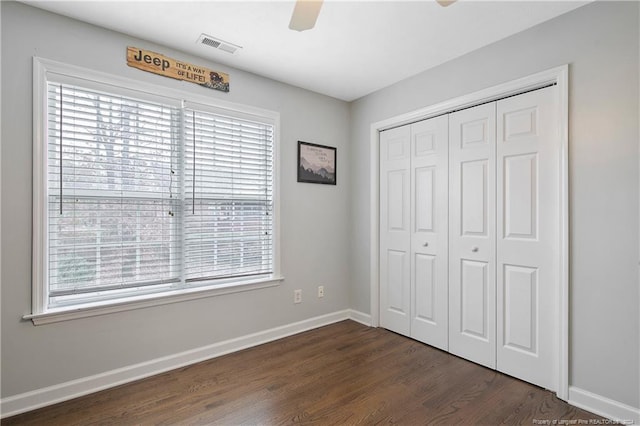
[
  {"left": 0, "top": 2, "right": 350, "bottom": 397},
  {"left": 349, "top": 1, "right": 639, "bottom": 408}
]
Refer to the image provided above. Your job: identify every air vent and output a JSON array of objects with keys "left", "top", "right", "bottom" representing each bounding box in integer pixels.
[{"left": 197, "top": 34, "right": 242, "bottom": 55}]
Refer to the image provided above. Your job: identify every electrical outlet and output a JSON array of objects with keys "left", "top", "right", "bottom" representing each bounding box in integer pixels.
[
  {"left": 318, "top": 286, "right": 324, "bottom": 298},
  {"left": 294, "top": 289, "right": 302, "bottom": 304}
]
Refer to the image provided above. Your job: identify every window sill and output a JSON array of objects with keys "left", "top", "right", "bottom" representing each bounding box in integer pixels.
[{"left": 23, "top": 276, "right": 285, "bottom": 326}]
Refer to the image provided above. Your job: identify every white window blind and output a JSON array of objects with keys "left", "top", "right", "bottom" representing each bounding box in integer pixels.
[
  {"left": 43, "top": 75, "right": 276, "bottom": 311},
  {"left": 184, "top": 108, "right": 274, "bottom": 282},
  {"left": 47, "top": 83, "right": 182, "bottom": 307}
]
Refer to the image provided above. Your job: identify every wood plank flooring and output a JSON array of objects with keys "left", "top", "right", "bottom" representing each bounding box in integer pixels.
[{"left": 4, "top": 320, "right": 600, "bottom": 425}]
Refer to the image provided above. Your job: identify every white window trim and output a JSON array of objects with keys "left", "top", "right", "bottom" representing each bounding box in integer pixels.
[
  {"left": 23, "top": 277, "right": 283, "bottom": 325},
  {"left": 29, "top": 57, "right": 282, "bottom": 325}
]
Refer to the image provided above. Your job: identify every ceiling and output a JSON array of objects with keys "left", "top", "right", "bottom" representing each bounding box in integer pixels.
[{"left": 21, "top": 0, "right": 589, "bottom": 102}]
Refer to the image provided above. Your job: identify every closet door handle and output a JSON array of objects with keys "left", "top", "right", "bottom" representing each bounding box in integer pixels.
[
  {"left": 471, "top": 247, "right": 479, "bottom": 252},
  {"left": 423, "top": 242, "right": 429, "bottom": 247}
]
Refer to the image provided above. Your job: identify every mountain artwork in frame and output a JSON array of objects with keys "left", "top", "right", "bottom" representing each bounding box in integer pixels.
[{"left": 297, "top": 141, "right": 336, "bottom": 185}]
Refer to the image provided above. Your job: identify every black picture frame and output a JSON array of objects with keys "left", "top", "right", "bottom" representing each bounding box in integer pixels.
[{"left": 297, "top": 141, "right": 337, "bottom": 185}]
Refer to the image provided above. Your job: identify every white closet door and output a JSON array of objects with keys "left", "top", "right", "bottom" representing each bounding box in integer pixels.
[
  {"left": 410, "top": 116, "right": 449, "bottom": 350},
  {"left": 448, "top": 103, "right": 497, "bottom": 369},
  {"left": 496, "top": 85, "right": 559, "bottom": 390},
  {"left": 380, "top": 125, "right": 411, "bottom": 335}
]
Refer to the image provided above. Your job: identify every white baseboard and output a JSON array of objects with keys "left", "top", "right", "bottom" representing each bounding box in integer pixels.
[
  {"left": 1, "top": 309, "right": 352, "bottom": 419},
  {"left": 569, "top": 386, "right": 640, "bottom": 424},
  {"left": 349, "top": 309, "right": 372, "bottom": 326}
]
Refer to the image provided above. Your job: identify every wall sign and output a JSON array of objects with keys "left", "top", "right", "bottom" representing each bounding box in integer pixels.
[{"left": 126, "top": 46, "right": 229, "bottom": 93}]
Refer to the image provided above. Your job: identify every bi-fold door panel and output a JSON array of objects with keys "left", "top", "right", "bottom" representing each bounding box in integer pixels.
[
  {"left": 448, "top": 103, "right": 497, "bottom": 369},
  {"left": 380, "top": 86, "right": 559, "bottom": 393},
  {"left": 496, "top": 85, "right": 559, "bottom": 391},
  {"left": 410, "top": 116, "right": 449, "bottom": 351},
  {"left": 380, "top": 125, "right": 411, "bottom": 336}
]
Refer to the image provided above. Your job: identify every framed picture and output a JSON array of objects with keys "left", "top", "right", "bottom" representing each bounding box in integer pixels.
[{"left": 297, "top": 141, "right": 337, "bottom": 185}]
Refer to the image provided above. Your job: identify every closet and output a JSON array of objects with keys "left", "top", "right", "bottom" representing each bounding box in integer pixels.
[{"left": 379, "top": 85, "right": 559, "bottom": 391}]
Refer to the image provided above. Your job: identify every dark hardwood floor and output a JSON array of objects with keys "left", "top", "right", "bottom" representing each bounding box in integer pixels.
[{"left": 4, "top": 320, "right": 600, "bottom": 425}]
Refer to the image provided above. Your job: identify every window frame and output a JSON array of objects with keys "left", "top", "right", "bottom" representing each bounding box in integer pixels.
[{"left": 29, "top": 57, "right": 282, "bottom": 325}]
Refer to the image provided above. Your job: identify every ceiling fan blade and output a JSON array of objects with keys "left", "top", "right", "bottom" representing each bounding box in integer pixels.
[
  {"left": 289, "top": 0, "right": 324, "bottom": 32},
  {"left": 436, "top": 0, "right": 457, "bottom": 6}
]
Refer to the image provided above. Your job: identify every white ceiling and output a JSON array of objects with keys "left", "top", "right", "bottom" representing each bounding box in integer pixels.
[{"left": 21, "top": 0, "right": 589, "bottom": 101}]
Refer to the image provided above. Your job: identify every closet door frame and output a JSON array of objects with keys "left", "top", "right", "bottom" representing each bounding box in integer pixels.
[{"left": 368, "top": 65, "right": 569, "bottom": 400}]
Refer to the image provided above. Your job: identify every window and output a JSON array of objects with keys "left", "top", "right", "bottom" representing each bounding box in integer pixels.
[
  {"left": 183, "top": 107, "right": 273, "bottom": 283},
  {"left": 32, "top": 59, "right": 280, "bottom": 320}
]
